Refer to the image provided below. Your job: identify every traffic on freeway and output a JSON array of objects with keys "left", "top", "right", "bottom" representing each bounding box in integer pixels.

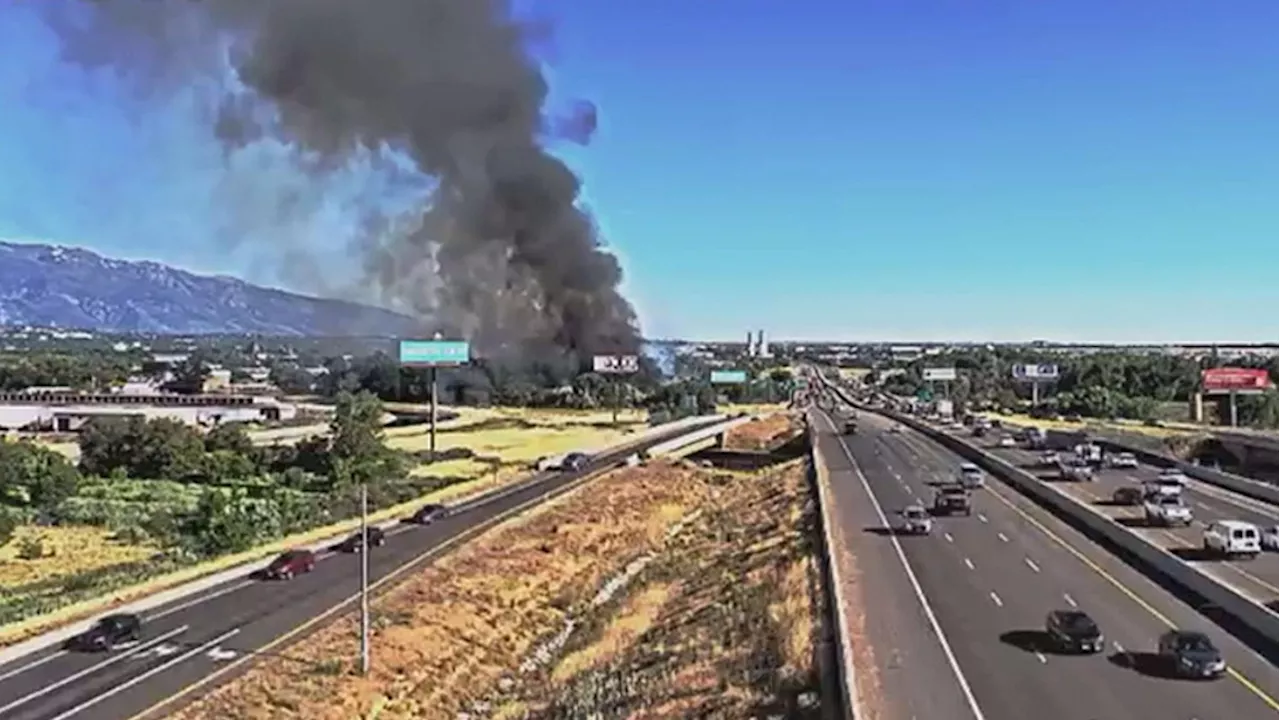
[
  {"left": 946, "top": 421, "right": 1280, "bottom": 608},
  {"left": 0, "top": 420, "right": 719, "bottom": 720},
  {"left": 813, "top": 407, "right": 1278, "bottom": 720}
]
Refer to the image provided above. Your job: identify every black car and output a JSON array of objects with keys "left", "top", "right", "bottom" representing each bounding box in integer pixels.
[
  {"left": 411, "top": 504, "right": 449, "bottom": 524},
  {"left": 1045, "top": 610, "right": 1104, "bottom": 653},
  {"left": 338, "top": 525, "right": 386, "bottom": 552},
  {"left": 1158, "top": 630, "right": 1227, "bottom": 678},
  {"left": 69, "top": 613, "right": 142, "bottom": 651},
  {"left": 561, "top": 452, "right": 591, "bottom": 471}
]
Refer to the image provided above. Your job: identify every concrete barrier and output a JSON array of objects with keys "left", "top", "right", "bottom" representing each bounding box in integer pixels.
[
  {"left": 808, "top": 420, "right": 860, "bottom": 719},
  {"left": 0, "top": 413, "right": 725, "bottom": 665},
  {"left": 644, "top": 415, "right": 753, "bottom": 459},
  {"left": 1093, "top": 439, "right": 1278, "bottom": 505},
  {"left": 821, "top": 383, "right": 1280, "bottom": 647}
]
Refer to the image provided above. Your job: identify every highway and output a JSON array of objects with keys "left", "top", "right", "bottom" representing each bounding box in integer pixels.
[
  {"left": 0, "top": 419, "right": 719, "bottom": 720},
  {"left": 814, "top": 408, "right": 1278, "bottom": 720},
  {"left": 942, "top": 422, "right": 1280, "bottom": 608}
]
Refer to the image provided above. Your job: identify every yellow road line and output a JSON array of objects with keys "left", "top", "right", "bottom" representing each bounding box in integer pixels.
[
  {"left": 985, "top": 487, "right": 1279, "bottom": 710},
  {"left": 121, "top": 465, "right": 615, "bottom": 720}
]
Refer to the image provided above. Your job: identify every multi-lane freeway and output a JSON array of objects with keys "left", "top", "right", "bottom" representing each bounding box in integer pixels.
[
  {"left": 951, "top": 424, "right": 1280, "bottom": 608},
  {"left": 814, "top": 409, "right": 1278, "bottom": 720},
  {"left": 0, "top": 419, "right": 720, "bottom": 720}
]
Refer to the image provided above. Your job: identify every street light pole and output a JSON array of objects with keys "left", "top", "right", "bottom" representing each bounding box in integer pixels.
[{"left": 359, "top": 482, "right": 370, "bottom": 675}]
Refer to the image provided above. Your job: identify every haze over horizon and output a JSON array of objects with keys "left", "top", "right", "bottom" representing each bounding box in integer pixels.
[{"left": 1, "top": 1, "right": 1275, "bottom": 344}]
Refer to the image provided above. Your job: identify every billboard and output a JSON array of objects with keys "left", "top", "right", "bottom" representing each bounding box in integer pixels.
[
  {"left": 1201, "top": 368, "right": 1270, "bottom": 394},
  {"left": 398, "top": 340, "right": 470, "bottom": 367},
  {"left": 710, "top": 370, "right": 748, "bottom": 384},
  {"left": 1012, "top": 363, "right": 1059, "bottom": 381},
  {"left": 593, "top": 354, "right": 639, "bottom": 374},
  {"left": 922, "top": 367, "right": 957, "bottom": 382}
]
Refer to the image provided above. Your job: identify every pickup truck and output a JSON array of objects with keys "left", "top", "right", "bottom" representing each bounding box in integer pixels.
[
  {"left": 1074, "top": 443, "right": 1103, "bottom": 466},
  {"left": 1058, "top": 457, "right": 1094, "bottom": 481},
  {"left": 1144, "top": 495, "right": 1193, "bottom": 527},
  {"left": 933, "top": 485, "right": 972, "bottom": 516}
]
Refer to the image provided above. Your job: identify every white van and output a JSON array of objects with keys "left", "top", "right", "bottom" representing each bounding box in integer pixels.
[
  {"left": 1203, "top": 520, "right": 1261, "bottom": 559},
  {"left": 958, "top": 462, "right": 984, "bottom": 488}
]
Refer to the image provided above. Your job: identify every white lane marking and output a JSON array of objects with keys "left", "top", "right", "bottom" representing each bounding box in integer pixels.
[
  {"left": 47, "top": 628, "right": 241, "bottom": 720},
  {"left": 0, "top": 650, "right": 67, "bottom": 683},
  {"left": 964, "top": 558, "right": 975, "bottom": 570},
  {"left": 943, "top": 532, "right": 954, "bottom": 543},
  {"left": 0, "top": 625, "right": 189, "bottom": 714},
  {"left": 1034, "top": 651, "right": 1047, "bottom": 664},
  {"left": 1024, "top": 558, "right": 1041, "bottom": 573},
  {"left": 133, "top": 643, "right": 181, "bottom": 659},
  {"left": 825, "top": 417, "right": 988, "bottom": 720},
  {"left": 997, "top": 532, "right": 1009, "bottom": 543},
  {"left": 978, "top": 513, "right": 989, "bottom": 523},
  {"left": 1112, "top": 641, "right": 1125, "bottom": 654},
  {"left": 1063, "top": 593, "right": 1077, "bottom": 607},
  {"left": 989, "top": 592, "right": 1004, "bottom": 607},
  {"left": 148, "top": 580, "right": 255, "bottom": 622}
]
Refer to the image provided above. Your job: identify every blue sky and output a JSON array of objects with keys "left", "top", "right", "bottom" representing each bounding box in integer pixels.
[{"left": 1, "top": 1, "right": 1276, "bottom": 343}]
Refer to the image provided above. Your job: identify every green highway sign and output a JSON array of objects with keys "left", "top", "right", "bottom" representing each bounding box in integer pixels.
[
  {"left": 916, "top": 387, "right": 933, "bottom": 402},
  {"left": 710, "top": 370, "right": 748, "bottom": 384},
  {"left": 398, "top": 339, "right": 471, "bottom": 367}
]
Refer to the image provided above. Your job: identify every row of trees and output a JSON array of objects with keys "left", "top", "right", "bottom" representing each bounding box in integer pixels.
[
  {"left": 0, "top": 391, "right": 407, "bottom": 556},
  {"left": 867, "top": 348, "right": 1278, "bottom": 427}
]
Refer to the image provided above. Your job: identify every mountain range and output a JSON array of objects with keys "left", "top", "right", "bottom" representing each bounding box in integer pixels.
[{"left": 0, "top": 240, "right": 417, "bottom": 336}]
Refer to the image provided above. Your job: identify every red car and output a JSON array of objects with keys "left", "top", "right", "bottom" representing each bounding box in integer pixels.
[{"left": 263, "top": 549, "right": 316, "bottom": 580}]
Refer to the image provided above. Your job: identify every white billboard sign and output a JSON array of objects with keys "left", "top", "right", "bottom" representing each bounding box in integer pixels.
[
  {"left": 1012, "top": 363, "right": 1060, "bottom": 381},
  {"left": 922, "top": 367, "right": 957, "bottom": 382},
  {"left": 592, "top": 354, "right": 639, "bottom": 374}
]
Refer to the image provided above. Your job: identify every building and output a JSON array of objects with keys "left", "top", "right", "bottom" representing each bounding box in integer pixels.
[{"left": 0, "top": 392, "right": 297, "bottom": 433}]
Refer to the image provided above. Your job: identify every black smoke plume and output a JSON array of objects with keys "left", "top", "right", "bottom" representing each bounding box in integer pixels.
[{"left": 41, "top": 0, "right": 640, "bottom": 361}]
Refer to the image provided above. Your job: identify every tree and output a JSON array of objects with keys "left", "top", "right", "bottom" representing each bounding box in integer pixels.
[
  {"left": 181, "top": 489, "right": 263, "bottom": 557},
  {"left": 78, "top": 417, "right": 205, "bottom": 479},
  {"left": 204, "top": 423, "right": 254, "bottom": 456},
  {"left": 163, "top": 357, "right": 211, "bottom": 395},
  {"left": 328, "top": 391, "right": 402, "bottom": 487},
  {"left": 0, "top": 440, "right": 81, "bottom": 511}
]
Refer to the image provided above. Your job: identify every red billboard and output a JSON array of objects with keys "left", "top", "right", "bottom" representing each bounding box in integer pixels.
[{"left": 1201, "top": 368, "right": 1271, "bottom": 393}]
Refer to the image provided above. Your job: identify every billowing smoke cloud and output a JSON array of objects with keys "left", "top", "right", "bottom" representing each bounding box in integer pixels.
[{"left": 39, "top": 0, "right": 640, "bottom": 359}]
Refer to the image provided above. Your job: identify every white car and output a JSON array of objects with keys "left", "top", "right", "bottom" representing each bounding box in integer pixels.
[
  {"left": 1059, "top": 457, "right": 1094, "bottom": 481},
  {"left": 1143, "top": 495, "right": 1193, "bottom": 527},
  {"left": 900, "top": 505, "right": 934, "bottom": 534},
  {"left": 997, "top": 435, "right": 1017, "bottom": 448},
  {"left": 958, "top": 462, "right": 985, "bottom": 488},
  {"left": 1202, "top": 520, "right": 1261, "bottom": 559},
  {"left": 532, "top": 455, "right": 564, "bottom": 471},
  {"left": 1038, "top": 450, "right": 1060, "bottom": 467},
  {"left": 887, "top": 424, "right": 904, "bottom": 434},
  {"left": 1106, "top": 452, "right": 1139, "bottom": 469},
  {"left": 1262, "top": 526, "right": 1279, "bottom": 552}
]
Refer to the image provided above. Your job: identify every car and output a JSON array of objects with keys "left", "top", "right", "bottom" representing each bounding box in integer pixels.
[
  {"left": 263, "top": 549, "right": 316, "bottom": 580},
  {"left": 958, "top": 462, "right": 984, "bottom": 489},
  {"left": 67, "top": 613, "right": 142, "bottom": 652},
  {"left": 1058, "top": 457, "right": 1094, "bottom": 481},
  {"left": 561, "top": 452, "right": 591, "bottom": 471},
  {"left": 996, "top": 434, "right": 1016, "bottom": 448},
  {"left": 338, "top": 525, "right": 386, "bottom": 552},
  {"left": 972, "top": 426, "right": 988, "bottom": 438},
  {"left": 1038, "top": 450, "right": 1060, "bottom": 467},
  {"left": 887, "top": 424, "right": 904, "bottom": 434},
  {"left": 1143, "top": 476, "right": 1185, "bottom": 500},
  {"left": 1143, "top": 495, "right": 1193, "bottom": 527},
  {"left": 1156, "top": 470, "right": 1190, "bottom": 486},
  {"left": 532, "top": 455, "right": 562, "bottom": 471},
  {"left": 1106, "top": 452, "right": 1139, "bottom": 469},
  {"left": 410, "top": 503, "right": 449, "bottom": 524},
  {"left": 900, "top": 505, "right": 934, "bottom": 534},
  {"left": 1045, "top": 609, "right": 1104, "bottom": 653},
  {"left": 1157, "top": 630, "right": 1226, "bottom": 678},
  {"left": 1112, "top": 486, "right": 1144, "bottom": 506},
  {"left": 1262, "top": 525, "right": 1279, "bottom": 552}
]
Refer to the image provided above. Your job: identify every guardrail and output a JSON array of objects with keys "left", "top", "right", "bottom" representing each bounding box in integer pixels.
[
  {"left": 821, "top": 382, "right": 1280, "bottom": 647},
  {"left": 0, "top": 413, "right": 727, "bottom": 666}
]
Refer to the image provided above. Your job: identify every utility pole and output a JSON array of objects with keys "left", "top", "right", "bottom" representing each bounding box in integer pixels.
[
  {"left": 428, "top": 332, "right": 442, "bottom": 462},
  {"left": 359, "top": 482, "right": 370, "bottom": 675}
]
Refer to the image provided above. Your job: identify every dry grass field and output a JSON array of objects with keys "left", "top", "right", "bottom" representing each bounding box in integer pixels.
[
  {"left": 164, "top": 457, "right": 824, "bottom": 720},
  {"left": 723, "top": 411, "right": 801, "bottom": 451},
  {"left": 0, "top": 526, "right": 159, "bottom": 589}
]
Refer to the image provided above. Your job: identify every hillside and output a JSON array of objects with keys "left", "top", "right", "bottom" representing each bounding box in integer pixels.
[{"left": 0, "top": 241, "right": 416, "bottom": 337}]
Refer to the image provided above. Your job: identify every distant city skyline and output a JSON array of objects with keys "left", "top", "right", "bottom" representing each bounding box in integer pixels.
[{"left": 1, "top": 2, "right": 1275, "bottom": 343}]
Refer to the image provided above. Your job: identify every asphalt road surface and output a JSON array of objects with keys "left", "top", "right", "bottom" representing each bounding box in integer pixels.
[
  {"left": 0, "top": 418, "right": 719, "bottom": 720},
  {"left": 815, "top": 409, "right": 1278, "bottom": 720},
  {"left": 947, "top": 424, "right": 1280, "bottom": 607}
]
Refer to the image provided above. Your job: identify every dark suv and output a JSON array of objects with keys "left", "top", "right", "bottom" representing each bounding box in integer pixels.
[
  {"left": 263, "top": 549, "right": 317, "bottom": 580},
  {"left": 338, "top": 526, "right": 386, "bottom": 552},
  {"left": 1045, "top": 610, "right": 1103, "bottom": 653},
  {"left": 68, "top": 613, "right": 142, "bottom": 652},
  {"left": 411, "top": 504, "right": 449, "bottom": 524},
  {"left": 561, "top": 452, "right": 591, "bottom": 471},
  {"left": 1158, "top": 630, "right": 1226, "bottom": 678}
]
